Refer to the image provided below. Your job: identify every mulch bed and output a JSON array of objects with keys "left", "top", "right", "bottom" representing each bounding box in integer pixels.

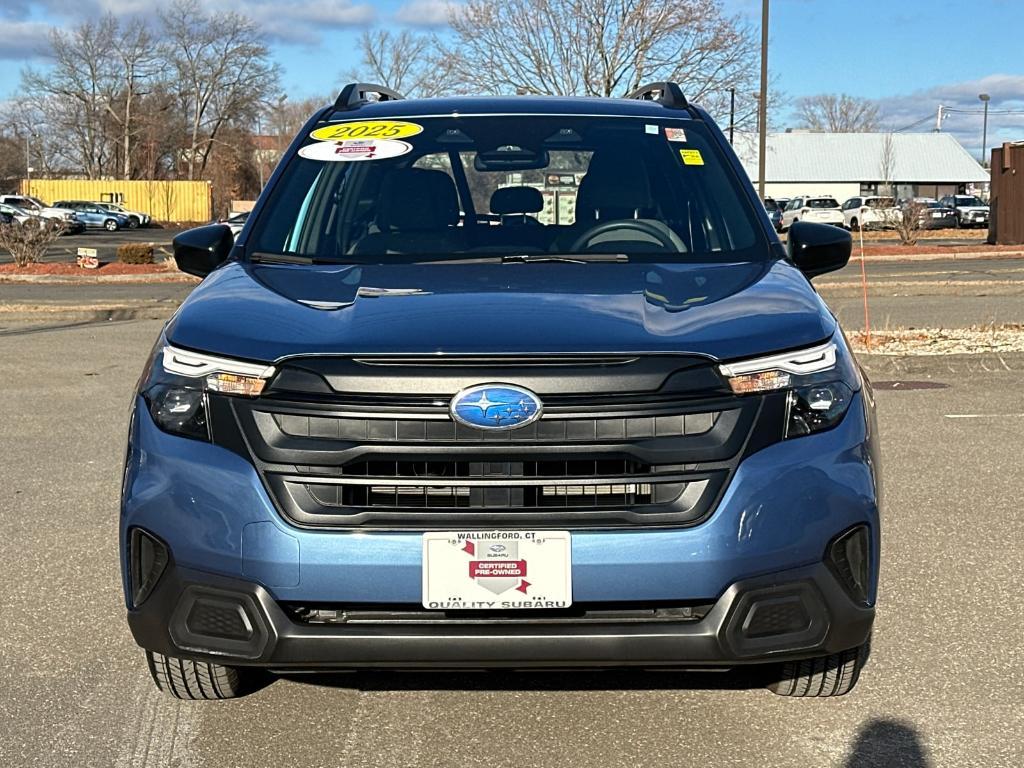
[{"left": 0, "top": 262, "right": 174, "bottom": 275}]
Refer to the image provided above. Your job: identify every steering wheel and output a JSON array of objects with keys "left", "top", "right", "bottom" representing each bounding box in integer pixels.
[{"left": 567, "top": 219, "right": 680, "bottom": 253}]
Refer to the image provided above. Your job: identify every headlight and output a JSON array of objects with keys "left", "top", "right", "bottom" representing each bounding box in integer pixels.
[
  {"left": 139, "top": 344, "right": 275, "bottom": 441},
  {"left": 719, "top": 339, "right": 859, "bottom": 438}
]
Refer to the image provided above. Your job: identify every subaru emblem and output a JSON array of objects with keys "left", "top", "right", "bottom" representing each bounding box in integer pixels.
[{"left": 450, "top": 384, "right": 543, "bottom": 430}]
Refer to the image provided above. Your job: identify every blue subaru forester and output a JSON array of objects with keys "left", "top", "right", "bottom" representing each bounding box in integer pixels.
[{"left": 121, "top": 83, "right": 880, "bottom": 699}]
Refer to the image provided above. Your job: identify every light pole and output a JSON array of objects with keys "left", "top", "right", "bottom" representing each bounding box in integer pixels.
[
  {"left": 729, "top": 88, "right": 735, "bottom": 144},
  {"left": 978, "top": 93, "right": 990, "bottom": 167},
  {"left": 25, "top": 134, "right": 31, "bottom": 184},
  {"left": 757, "top": 0, "right": 769, "bottom": 201}
]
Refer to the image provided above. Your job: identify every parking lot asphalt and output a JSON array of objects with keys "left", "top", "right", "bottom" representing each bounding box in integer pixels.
[
  {"left": 1, "top": 318, "right": 1021, "bottom": 768},
  {"left": 0, "top": 226, "right": 184, "bottom": 265}
]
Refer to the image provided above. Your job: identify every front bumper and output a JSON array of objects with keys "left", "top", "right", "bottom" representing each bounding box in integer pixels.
[
  {"left": 127, "top": 558, "right": 873, "bottom": 670},
  {"left": 122, "top": 383, "right": 880, "bottom": 669}
]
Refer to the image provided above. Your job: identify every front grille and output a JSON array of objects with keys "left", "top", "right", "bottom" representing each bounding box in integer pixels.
[
  {"left": 291, "top": 458, "right": 700, "bottom": 511},
  {"left": 209, "top": 354, "right": 781, "bottom": 529}
]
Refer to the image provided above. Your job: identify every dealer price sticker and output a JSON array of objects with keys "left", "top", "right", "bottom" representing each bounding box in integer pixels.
[{"left": 422, "top": 531, "right": 572, "bottom": 610}]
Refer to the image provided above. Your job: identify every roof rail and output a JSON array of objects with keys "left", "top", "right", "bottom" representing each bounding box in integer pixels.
[
  {"left": 625, "top": 82, "right": 688, "bottom": 110},
  {"left": 333, "top": 82, "right": 405, "bottom": 111}
]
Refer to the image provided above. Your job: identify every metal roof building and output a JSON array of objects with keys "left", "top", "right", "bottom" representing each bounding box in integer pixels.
[{"left": 733, "top": 132, "right": 989, "bottom": 201}]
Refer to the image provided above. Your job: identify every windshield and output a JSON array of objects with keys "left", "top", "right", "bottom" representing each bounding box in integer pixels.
[
  {"left": 247, "top": 115, "right": 762, "bottom": 263},
  {"left": 955, "top": 196, "right": 985, "bottom": 206},
  {"left": 806, "top": 198, "right": 839, "bottom": 209}
]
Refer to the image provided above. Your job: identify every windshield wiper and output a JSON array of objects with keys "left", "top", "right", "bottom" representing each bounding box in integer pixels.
[
  {"left": 250, "top": 251, "right": 322, "bottom": 265},
  {"left": 501, "top": 253, "right": 629, "bottom": 264}
]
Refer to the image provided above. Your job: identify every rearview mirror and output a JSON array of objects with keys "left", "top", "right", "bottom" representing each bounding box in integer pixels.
[
  {"left": 474, "top": 146, "right": 549, "bottom": 171},
  {"left": 172, "top": 224, "right": 234, "bottom": 278},
  {"left": 787, "top": 221, "right": 851, "bottom": 279}
]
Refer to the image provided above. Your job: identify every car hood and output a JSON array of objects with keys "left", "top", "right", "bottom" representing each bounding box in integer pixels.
[
  {"left": 165, "top": 259, "right": 836, "bottom": 363},
  {"left": 958, "top": 205, "right": 989, "bottom": 212}
]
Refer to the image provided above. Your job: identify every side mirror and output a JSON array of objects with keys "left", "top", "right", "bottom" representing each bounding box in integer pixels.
[
  {"left": 787, "top": 220, "right": 851, "bottom": 279},
  {"left": 172, "top": 224, "right": 233, "bottom": 278}
]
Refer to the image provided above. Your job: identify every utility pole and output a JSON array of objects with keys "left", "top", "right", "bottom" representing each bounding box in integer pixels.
[
  {"left": 729, "top": 88, "right": 735, "bottom": 144},
  {"left": 256, "top": 114, "right": 265, "bottom": 189},
  {"left": 25, "top": 134, "right": 31, "bottom": 185},
  {"left": 757, "top": 0, "right": 769, "bottom": 200},
  {"left": 934, "top": 104, "right": 944, "bottom": 132},
  {"left": 979, "top": 93, "right": 990, "bottom": 167}
]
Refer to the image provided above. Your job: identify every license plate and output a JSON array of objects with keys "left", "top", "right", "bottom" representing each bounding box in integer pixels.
[
  {"left": 422, "top": 531, "right": 572, "bottom": 609},
  {"left": 932, "top": 212, "right": 944, "bottom": 218}
]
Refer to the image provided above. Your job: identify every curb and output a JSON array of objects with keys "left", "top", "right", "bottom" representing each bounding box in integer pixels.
[
  {"left": 856, "top": 249, "right": 1024, "bottom": 262},
  {"left": 0, "top": 302, "right": 179, "bottom": 324},
  {"left": 0, "top": 273, "right": 197, "bottom": 284}
]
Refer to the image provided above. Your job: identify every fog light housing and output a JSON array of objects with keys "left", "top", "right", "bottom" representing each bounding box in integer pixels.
[
  {"left": 145, "top": 384, "right": 208, "bottom": 440},
  {"left": 130, "top": 528, "right": 168, "bottom": 608},
  {"left": 785, "top": 382, "right": 853, "bottom": 438},
  {"left": 826, "top": 525, "right": 872, "bottom": 606}
]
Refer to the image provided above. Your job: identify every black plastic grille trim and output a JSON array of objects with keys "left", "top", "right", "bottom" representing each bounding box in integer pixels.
[{"left": 269, "top": 410, "right": 719, "bottom": 443}]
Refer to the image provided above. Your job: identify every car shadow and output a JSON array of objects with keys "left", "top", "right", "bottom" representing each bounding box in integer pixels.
[
  {"left": 276, "top": 666, "right": 776, "bottom": 693},
  {"left": 844, "top": 718, "right": 931, "bottom": 768}
]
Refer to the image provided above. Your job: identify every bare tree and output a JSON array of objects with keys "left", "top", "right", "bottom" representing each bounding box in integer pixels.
[
  {"left": 160, "top": 0, "right": 280, "bottom": 180},
  {"left": 20, "top": 18, "right": 119, "bottom": 178},
  {"left": 106, "top": 19, "right": 161, "bottom": 179},
  {"left": 892, "top": 200, "right": 925, "bottom": 245},
  {"left": 348, "top": 30, "right": 459, "bottom": 99},
  {"left": 878, "top": 132, "right": 895, "bottom": 198},
  {"left": 0, "top": 220, "right": 66, "bottom": 267},
  {"left": 796, "top": 93, "right": 880, "bottom": 132},
  {"left": 19, "top": 15, "right": 164, "bottom": 180},
  {"left": 443, "top": 0, "right": 758, "bottom": 121}
]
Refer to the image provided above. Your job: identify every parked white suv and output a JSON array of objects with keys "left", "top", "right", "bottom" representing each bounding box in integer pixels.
[
  {"left": 840, "top": 196, "right": 900, "bottom": 231},
  {"left": 780, "top": 196, "right": 844, "bottom": 230},
  {"left": 0, "top": 195, "right": 77, "bottom": 225}
]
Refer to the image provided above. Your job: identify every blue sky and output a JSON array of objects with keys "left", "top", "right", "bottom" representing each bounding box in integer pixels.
[{"left": 4, "top": 0, "right": 1023, "bottom": 154}]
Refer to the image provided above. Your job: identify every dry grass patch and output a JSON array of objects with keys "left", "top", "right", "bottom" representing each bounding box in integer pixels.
[{"left": 850, "top": 324, "right": 1024, "bottom": 355}]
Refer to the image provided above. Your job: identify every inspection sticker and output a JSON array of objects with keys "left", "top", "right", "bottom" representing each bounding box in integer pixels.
[
  {"left": 310, "top": 120, "right": 423, "bottom": 141},
  {"left": 297, "top": 138, "right": 412, "bottom": 162},
  {"left": 422, "top": 530, "right": 572, "bottom": 610},
  {"left": 679, "top": 148, "right": 704, "bottom": 165},
  {"left": 665, "top": 127, "right": 687, "bottom": 142}
]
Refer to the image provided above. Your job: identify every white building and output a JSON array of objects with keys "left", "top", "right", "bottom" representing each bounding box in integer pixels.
[{"left": 734, "top": 132, "right": 989, "bottom": 202}]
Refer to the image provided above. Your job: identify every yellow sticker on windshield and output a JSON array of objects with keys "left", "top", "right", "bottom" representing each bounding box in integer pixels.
[
  {"left": 679, "top": 149, "right": 704, "bottom": 166},
  {"left": 310, "top": 120, "right": 423, "bottom": 142}
]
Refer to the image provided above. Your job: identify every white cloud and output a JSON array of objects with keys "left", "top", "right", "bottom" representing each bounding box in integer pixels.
[
  {"left": 8, "top": 0, "right": 376, "bottom": 46},
  {"left": 876, "top": 74, "right": 1024, "bottom": 156},
  {"left": 394, "top": 0, "right": 460, "bottom": 27},
  {"left": 0, "top": 21, "right": 53, "bottom": 60}
]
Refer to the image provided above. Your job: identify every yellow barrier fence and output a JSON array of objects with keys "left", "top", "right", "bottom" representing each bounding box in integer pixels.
[{"left": 20, "top": 179, "right": 212, "bottom": 224}]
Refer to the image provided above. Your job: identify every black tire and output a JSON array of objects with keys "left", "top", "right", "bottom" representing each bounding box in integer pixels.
[
  {"left": 767, "top": 642, "right": 869, "bottom": 697},
  {"left": 145, "top": 650, "right": 255, "bottom": 700},
  {"left": 127, "top": 216, "right": 140, "bottom": 229},
  {"left": 850, "top": 218, "right": 860, "bottom": 231},
  {"left": 104, "top": 218, "right": 120, "bottom": 231}
]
